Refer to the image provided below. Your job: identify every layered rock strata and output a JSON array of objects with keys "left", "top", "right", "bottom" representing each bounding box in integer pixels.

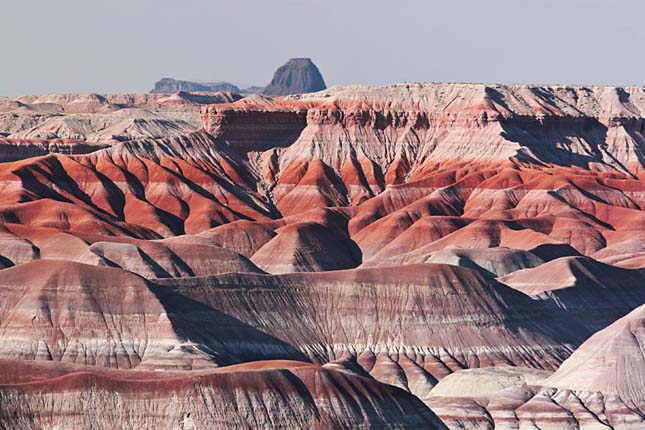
[
  {"left": 0, "top": 360, "right": 443, "bottom": 430},
  {"left": 0, "top": 82, "right": 644, "bottom": 429}
]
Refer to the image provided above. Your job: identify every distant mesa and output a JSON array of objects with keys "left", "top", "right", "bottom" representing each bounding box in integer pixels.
[
  {"left": 150, "top": 58, "right": 326, "bottom": 96},
  {"left": 241, "top": 85, "right": 264, "bottom": 94},
  {"left": 261, "top": 58, "right": 327, "bottom": 96},
  {"left": 151, "top": 78, "right": 241, "bottom": 94}
]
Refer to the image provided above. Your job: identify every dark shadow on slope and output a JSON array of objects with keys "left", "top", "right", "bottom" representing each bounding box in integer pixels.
[
  {"left": 537, "top": 258, "right": 645, "bottom": 333},
  {"left": 621, "top": 123, "right": 645, "bottom": 172},
  {"left": 490, "top": 279, "right": 593, "bottom": 352},
  {"left": 546, "top": 190, "right": 614, "bottom": 231},
  {"left": 484, "top": 87, "right": 513, "bottom": 112},
  {"left": 529, "top": 243, "right": 581, "bottom": 261},
  {"left": 214, "top": 111, "right": 308, "bottom": 153},
  {"left": 502, "top": 116, "right": 609, "bottom": 169},
  {"left": 280, "top": 370, "right": 322, "bottom": 421},
  {"left": 315, "top": 367, "right": 447, "bottom": 429},
  {"left": 149, "top": 283, "right": 309, "bottom": 365},
  {"left": 92, "top": 169, "right": 127, "bottom": 220},
  {"left": 0, "top": 255, "right": 14, "bottom": 269},
  {"left": 253, "top": 221, "right": 363, "bottom": 272},
  {"left": 154, "top": 273, "right": 334, "bottom": 363},
  {"left": 13, "top": 162, "right": 75, "bottom": 204}
]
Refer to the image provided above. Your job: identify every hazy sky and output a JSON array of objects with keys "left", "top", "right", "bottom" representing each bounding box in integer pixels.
[{"left": 2, "top": 0, "right": 643, "bottom": 96}]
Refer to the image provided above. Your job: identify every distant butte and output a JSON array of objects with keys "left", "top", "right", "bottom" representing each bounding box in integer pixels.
[{"left": 261, "top": 58, "right": 327, "bottom": 96}]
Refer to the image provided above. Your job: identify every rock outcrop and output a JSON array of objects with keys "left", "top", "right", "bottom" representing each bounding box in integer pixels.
[
  {"left": 204, "top": 83, "right": 645, "bottom": 177},
  {"left": 0, "top": 138, "right": 109, "bottom": 162}
]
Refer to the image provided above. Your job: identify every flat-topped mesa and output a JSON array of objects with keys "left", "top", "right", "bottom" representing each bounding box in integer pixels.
[
  {"left": 151, "top": 78, "right": 241, "bottom": 94},
  {"left": 291, "top": 82, "right": 645, "bottom": 119},
  {"left": 200, "top": 83, "right": 645, "bottom": 177}
]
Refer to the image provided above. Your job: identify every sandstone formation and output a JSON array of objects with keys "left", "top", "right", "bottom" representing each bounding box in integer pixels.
[
  {"left": 0, "top": 82, "right": 644, "bottom": 429},
  {"left": 0, "top": 138, "right": 110, "bottom": 162}
]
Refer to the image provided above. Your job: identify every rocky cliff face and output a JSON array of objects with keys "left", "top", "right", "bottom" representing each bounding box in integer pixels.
[
  {"left": 203, "top": 83, "right": 645, "bottom": 178},
  {"left": 261, "top": 58, "right": 327, "bottom": 96},
  {"left": 0, "top": 82, "right": 644, "bottom": 429}
]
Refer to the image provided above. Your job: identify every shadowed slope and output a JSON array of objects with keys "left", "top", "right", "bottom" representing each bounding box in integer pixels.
[
  {"left": 500, "top": 256, "right": 645, "bottom": 332},
  {"left": 155, "top": 264, "right": 589, "bottom": 400}
]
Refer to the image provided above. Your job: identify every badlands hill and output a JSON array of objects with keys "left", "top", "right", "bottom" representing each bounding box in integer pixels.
[
  {"left": 0, "top": 359, "right": 442, "bottom": 429},
  {"left": 0, "top": 82, "right": 643, "bottom": 429}
]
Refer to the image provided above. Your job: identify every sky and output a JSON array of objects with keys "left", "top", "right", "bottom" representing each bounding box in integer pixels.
[{"left": 1, "top": 0, "right": 643, "bottom": 96}]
